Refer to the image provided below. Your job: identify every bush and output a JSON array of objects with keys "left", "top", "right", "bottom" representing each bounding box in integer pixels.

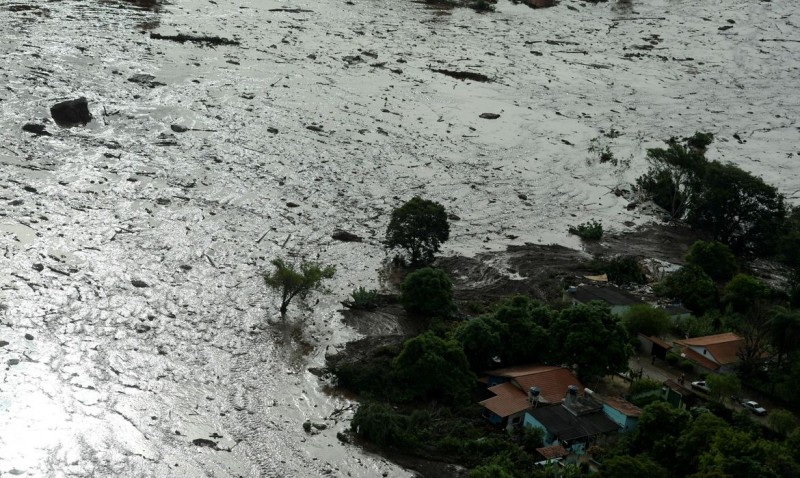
[
  {"left": 348, "top": 287, "right": 379, "bottom": 310},
  {"left": 629, "top": 377, "right": 663, "bottom": 397},
  {"left": 386, "top": 196, "right": 450, "bottom": 265},
  {"left": 679, "top": 360, "right": 695, "bottom": 373},
  {"left": 685, "top": 240, "right": 738, "bottom": 282},
  {"left": 351, "top": 401, "right": 407, "bottom": 447},
  {"left": 400, "top": 267, "right": 455, "bottom": 319},
  {"left": 568, "top": 219, "right": 603, "bottom": 240},
  {"left": 656, "top": 264, "right": 718, "bottom": 315},
  {"left": 590, "top": 255, "right": 647, "bottom": 285},
  {"left": 622, "top": 305, "right": 671, "bottom": 337},
  {"left": 665, "top": 353, "right": 680, "bottom": 366}
]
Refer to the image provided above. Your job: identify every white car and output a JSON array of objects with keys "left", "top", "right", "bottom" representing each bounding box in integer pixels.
[
  {"left": 691, "top": 380, "right": 710, "bottom": 393},
  {"left": 742, "top": 400, "right": 767, "bottom": 416}
]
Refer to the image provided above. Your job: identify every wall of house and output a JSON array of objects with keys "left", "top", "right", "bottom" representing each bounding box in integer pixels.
[
  {"left": 601, "top": 405, "right": 634, "bottom": 431},
  {"left": 610, "top": 305, "right": 630, "bottom": 317},
  {"left": 523, "top": 413, "right": 556, "bottom": 445}
]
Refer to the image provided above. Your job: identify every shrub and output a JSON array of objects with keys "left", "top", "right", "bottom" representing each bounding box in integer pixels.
[
  {"left": 348, "top": 287, "right": 379, "bottom": 310},
  {"left": 568, "top": 219, "right": 603, "bottom": 240},
  {"left": 590, "top": 255, "right": 647, "bottom": 285},
  {"left": 679, "top": 360, "right": 695, "bottom": 373},
  {"left": 665, "top": 353, "right": 680, "bottom": 366},
  {"left": 386, "top": 196, "right": 450, "bottom": 265},
  {"left": 400, "top": 267, "right": 455, "bottom": 319},
  {"left": 685, "top": 131, "right": 714, "bottom": 150},
  {"left": 622, "top": 305, "right": 671, "bottom": 337},
  {"left": 351, "top": 401, "right": 407, "bottom": 447},
  {"left": 629, "top": 377, "right": 662, "bottom": 397}
]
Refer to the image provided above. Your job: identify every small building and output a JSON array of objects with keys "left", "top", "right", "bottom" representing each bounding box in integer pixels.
[
  {"left": 661, "top": 304, "right": 693, "bottom": 322},
  {"left": 567, "top": 285, "right": 645, "bottom": 316},
  {"left": 480, "top": 365, "right": 584, "bottom": 430},
  {"left": 638, "top": 334, "right": 671, "bottom": 360},
  {"left": 601, "top": 396, "right": 642, "bottom": 432},
  {"left": 674, "top": 332, "right": 745, "bottom": 373},
  {"left": 661, "top": 379, "right": 701, "bottom": 409},
  {"left": 534, "top": 445, "right": 569, "bottom": 466},
  {"left": 524, "top": 386, "right": 620, "bottom": 454}
]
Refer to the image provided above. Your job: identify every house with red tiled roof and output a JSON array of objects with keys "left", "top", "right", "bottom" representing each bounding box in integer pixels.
[
  {"left": 674, "top": 332, "right": 744, "bottom": 373},
  {"left": 479, "top": 365, "right": 584, "bottom": 429}
]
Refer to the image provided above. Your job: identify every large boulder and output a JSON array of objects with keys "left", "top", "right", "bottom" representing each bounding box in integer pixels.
[{"left": 50, "top": 97, "right": 92, "bottom": 126}]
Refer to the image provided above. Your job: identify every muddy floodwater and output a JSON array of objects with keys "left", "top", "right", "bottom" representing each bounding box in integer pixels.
[{"left": 1, "top": 0, "right": 799, "bottom": 476}]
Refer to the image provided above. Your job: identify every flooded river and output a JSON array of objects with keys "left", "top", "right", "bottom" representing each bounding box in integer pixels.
[{"left": 1, "top": 0, "right": 798, "bottom": 476}]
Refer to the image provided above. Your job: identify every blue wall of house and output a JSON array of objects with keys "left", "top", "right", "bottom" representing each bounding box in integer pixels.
[
  {"left": 602, "top": 405, "right": 638, "bottom": 432},
  {"left": 523, "top": 413, "right": 556, "bottom": 445}
]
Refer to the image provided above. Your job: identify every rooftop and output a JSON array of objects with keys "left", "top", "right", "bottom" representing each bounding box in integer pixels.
[
  {"left": 603, "top": 396, "right": 643, "bottom": 418},
  {"left": 528, "top": 405, "right": 620, "bottom": 442},
  {"left": 485, "top": 365, "right": 584, "bottom": 405},
  {"left": 479, "top": 382, "right": 529, "bottom": 418},
  {"left": 536, "top": 445, "right": 569, "bottom": 461},
  {"left": 676, "top": 332, "right": 744, "bottom": 366}
]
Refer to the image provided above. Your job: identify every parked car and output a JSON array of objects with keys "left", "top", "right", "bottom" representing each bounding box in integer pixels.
[
  {"left": 691, "top": 380, "right": 710, "bottom": 393},
  {"left": 742, "top": 400, "right": 767, "bottom": 416}
]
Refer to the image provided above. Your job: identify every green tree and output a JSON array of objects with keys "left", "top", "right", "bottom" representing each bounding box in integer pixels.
[
  {"left": 350, "top": 401, "right": 407, "bottom": 447},
  {"left": 621, "top": 305, "right": 671, "bottom": 337},
  {"left": 768, "top": 409, "right": 798, "bottom": 437},
  {"left": 490, "top": 296, "right": 553, "bottom": 365},
  {"left": 636, "top": 138, "right": 707, "bottom": 219},
  {"left": 602, "top": 455, "right": 669, "bottom": 478},
  {"left": 470, "top": 463, "right": 515, "bottom": 478},
  {"left": 400, "top": 267, "right": 455, "bottom": 319},
  {"left": 685, "top": 240, "right": 739, "bottom": 282},
  {"left": 657, "top": 264, "right": 718, "bottom": 315},
  {"left": 549, "top": 302, "right": 631, "bottom": 382},
  {"left": 688, "top": 161, "right": 787, "bottom": 255},
  {"left": 705, "top": 373, "right": 741, "bottom": 404},
  {"left": 633, "top": 402, "right": 692, "bottom": 467},
  {"left": 723, "top": 274, "right": 774, "bottom": 372},
  {"left": 676, "top": 412, "right": 730, "bottom": 475},
  {"left": 386, "top": 196, "right": 450, "bottom": 265},
  {"left": 698, "top": 428, "right": 779, "bottom": 478},
  {"left": 453, "top": 316, "right": 506, "bottom": 371},
  {"left": 769, "top": 309, "right": 800, "bottom": 371},
  {"left": 392, "top": 332, "right": 476, "bottom": 403},
  {"left": 263, "top": 258, "right": 335, "bottom": 315}
]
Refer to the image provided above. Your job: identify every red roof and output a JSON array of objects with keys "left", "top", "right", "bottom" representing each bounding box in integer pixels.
[
  {"left": 486, "top": 365, "right": 584, "bottom": 405},
  {"left": 603, "top": 396, "right": 642, "bottom": 418},
  {"left": 676, "top": 332, "right": 743, "bottom": 366},
  {"left": 536, "top": 445, "right": 569, "bottom": 460},
  {"left": 680, "top": 347, "right": 720, "bottom": 371},
  {"left": 479, "top": 382, "right": 529, "bottom": 418}
]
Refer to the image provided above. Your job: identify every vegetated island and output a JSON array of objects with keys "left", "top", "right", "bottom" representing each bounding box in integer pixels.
[{"left": 318, "top": 132, "right": 800, "bottom": 478}]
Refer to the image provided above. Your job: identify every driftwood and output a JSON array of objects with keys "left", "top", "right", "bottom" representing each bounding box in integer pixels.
[
  {"left": 430, "top": 68, "right": 491, "bottom": 82},
  {"left": 149, "top": 32, "right": 239, "bottom": 46}
]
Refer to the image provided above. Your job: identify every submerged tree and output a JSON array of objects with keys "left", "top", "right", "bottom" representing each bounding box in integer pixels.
[{"left": 263, "top": 258, "right": 335, "bottom": 315}]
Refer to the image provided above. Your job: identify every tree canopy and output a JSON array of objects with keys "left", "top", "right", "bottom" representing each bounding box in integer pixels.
[
  {"left": 657, "top": 264, "right": 718, "bottom": 315},
  {"left": 263, "top": 258, "right": 335, "bottom": 315},
  {"left": 621, "top": 305, "right": 671, "bottom": 338},
  {"left": 685, "top": 240, "right": 739, "bottom": 282},
  {"left": 400, "top": 267, "right": 455, "bottom": 319},
  {"left": 549, "top": 302, "right": 631, "bottom": 382},
  {"left": 392, "top": 331, "right": 476, "bottom": 404},
  {"left": 386, "top": 196, "right": 450, "bottom": 265}
]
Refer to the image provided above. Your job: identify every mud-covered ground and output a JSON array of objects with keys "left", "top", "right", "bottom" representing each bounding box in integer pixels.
[{"left": 1, "top": 0, "right": 799, "bottom": 476}]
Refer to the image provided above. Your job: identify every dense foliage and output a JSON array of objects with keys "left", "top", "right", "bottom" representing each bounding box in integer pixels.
[
  {"left": 637, "top": 134, "right": 791, "bottom": 256},
  {"left": 685, "top": 240, "right": 739, "bottom": 282},
  {"left": 400, "top": 267, "right": 455, "bottom": 319},
  {"left": 385, "top": 196, "right": 450, "bottom": 265},
  {"left": 621, "top": 305, "right": 671, "bottom": 338}
]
